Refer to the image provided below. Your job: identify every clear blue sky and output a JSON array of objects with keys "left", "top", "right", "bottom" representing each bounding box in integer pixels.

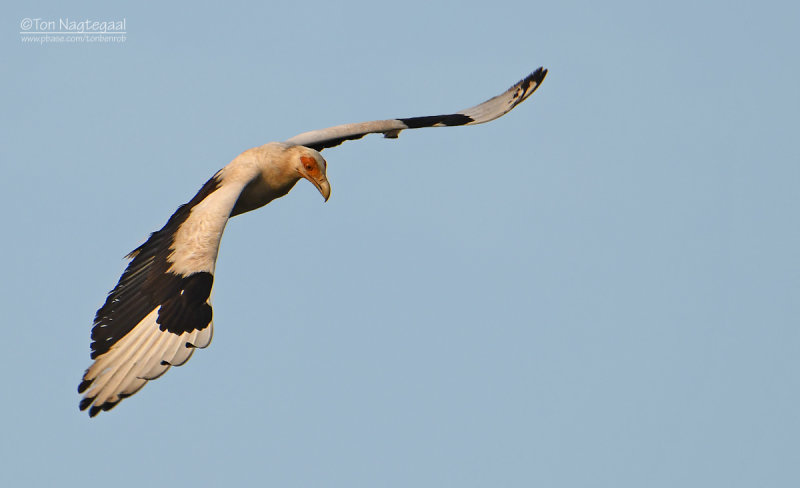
[{"left": 2, "top": 1, "right": 798, "bottom": 486}]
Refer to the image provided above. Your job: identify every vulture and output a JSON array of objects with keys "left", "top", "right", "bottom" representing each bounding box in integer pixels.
[{"left": 79, "top": 67, "right": 548, "bottom": 417}]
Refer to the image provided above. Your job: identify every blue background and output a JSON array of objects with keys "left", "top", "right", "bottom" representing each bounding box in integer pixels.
[{"left": 2, "top": 1, "right": 798, "bottom": 486}]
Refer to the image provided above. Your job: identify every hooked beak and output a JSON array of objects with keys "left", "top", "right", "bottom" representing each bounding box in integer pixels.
[{"left": 304, "top": 174, "right": 331, "bottom": 202}]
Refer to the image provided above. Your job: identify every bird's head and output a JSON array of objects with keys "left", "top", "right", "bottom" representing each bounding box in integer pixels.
[{"left": 287, "top": 146, "right": 330, "bottom": 201}]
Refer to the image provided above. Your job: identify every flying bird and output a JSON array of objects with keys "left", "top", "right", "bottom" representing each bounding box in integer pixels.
[{"left": 79, "top": 67, "right": 548, "bottom": 417}]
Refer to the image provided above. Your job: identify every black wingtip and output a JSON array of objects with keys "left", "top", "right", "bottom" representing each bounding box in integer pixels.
[
  {"left": 79, "top": 396, "right": 93, "bottom": 411},
  {"left": 84, "top": 400, "right": 119, "bottom": 417},
  {"left": 517, "top": 67, "right": 548, "bottom": 93},
  {"left": 77, "top": 378, "right": 92, "bottom": 394},
  {"left": 532, "top": 66, "right": 548, "bottom": 84}
]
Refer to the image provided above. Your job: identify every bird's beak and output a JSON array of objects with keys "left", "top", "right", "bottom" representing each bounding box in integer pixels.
[{"left": 305, "top": 175, "right": 331, "bottom": 202}]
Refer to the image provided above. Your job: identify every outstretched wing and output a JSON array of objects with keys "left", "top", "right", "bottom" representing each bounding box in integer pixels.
[
  {"left": 79, "top": 168, "right": 246, "bottom": 417},
  {"left": 284, "top": 67, "right": 547, "bottom": 152}
]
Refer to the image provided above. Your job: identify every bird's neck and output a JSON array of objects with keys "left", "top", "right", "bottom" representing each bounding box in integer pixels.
[
  {"left": 230, "top": 174, "right": 298, "bottom": 216},
  {"left": 227, "top": 144, "right": 300, "bottom": 217}
]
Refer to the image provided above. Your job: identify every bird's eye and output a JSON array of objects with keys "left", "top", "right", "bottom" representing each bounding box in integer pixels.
[{"left": 300, "top": 155, "right": 316, "bottom": 171}]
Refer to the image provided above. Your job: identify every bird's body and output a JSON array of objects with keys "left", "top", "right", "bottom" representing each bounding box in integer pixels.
[{"left": 79, "top": 67, "right": 547, "bottom": 417}]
